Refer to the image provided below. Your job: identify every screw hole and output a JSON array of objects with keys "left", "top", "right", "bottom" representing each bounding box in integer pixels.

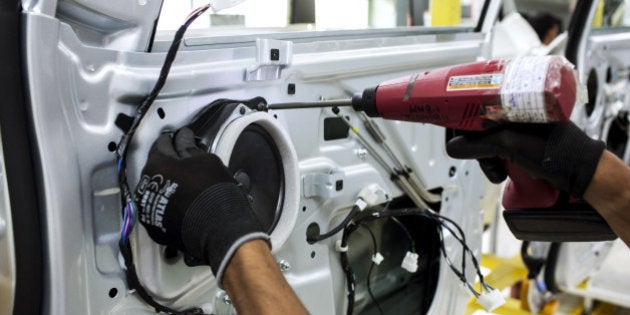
[
  {"left": 107, "top": 141, "right": 117, "bottom": 152},
  {"left": 311, "top": 251, "right": 316, "bottom": 259},
  {"left": 448, "top": 166, "right": 456, "bottom": 177},
  {"left": 157, "top": 107, "right": 166, "bottom": 119},
  {"left": 445, "top": 197, "right": 449, "bottom": 202},
  {"left": 108, "top": 288, "right": 118, "bottom": 298},
  {"left": 465, "top": 171, "right": 469, "bottom": 176},
  {"left": 273, "top": 114, "right": 278, "bottom": 119},
  {"left": 302, "top": 206, "right": 306, "bottom": 212}
]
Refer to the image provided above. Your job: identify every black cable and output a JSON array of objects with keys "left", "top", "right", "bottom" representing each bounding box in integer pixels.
[
  {"left": 474, "top": 0, "right": 492, "bottom": 32},
  {"left": 431, "top": 213, "right": 468, "bottom": 276},
  {"left": 521, "top": 241, "right": 546, "bottom": 279},
  {"left": 340, "top": 226, "right": 356, "bottom": 315},
  {"left": 390, "top": 217, "right": 415, "bottom": 252},
  {"left": 362, "top": 225, "right": 384, "bottom": 315},
  {"left": 119, "top": 241, "right": 203, "bottom": 315},
  {"left": 337, "top": 207, "right": 490, "bottom": 313},
  {"left": 114, "top": 3, "right": 211, "bottom": 314},
  {"left": 431, "top": 212, "right": 486, "bottom": 287},
  {"left": 308, "top": 205, "right": 360, "bottom": 243},
  {"left": 436, "top": 223, "right": 468, "bottom": 284},
  {"left": 360, "top": 208, "right": 486, "bottom": 292},
  {"left": 543, "top": 242, "right": 562, "bottom": 293}
]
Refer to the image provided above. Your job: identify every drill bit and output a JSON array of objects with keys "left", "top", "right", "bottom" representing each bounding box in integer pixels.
[{"left": 266, "top": 99, "right": 353, "bottom": 110}]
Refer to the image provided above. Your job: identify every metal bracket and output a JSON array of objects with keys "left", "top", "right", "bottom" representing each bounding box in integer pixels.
[
  {"left": 303, "top": 170, "right": 345, "bottom": 199},
  {"left": 245, "top": 38, "right": 293, "bottom": 81}
]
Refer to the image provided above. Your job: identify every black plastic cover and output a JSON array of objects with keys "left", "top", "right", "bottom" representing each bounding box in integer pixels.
[
  {"left": 352, "top": 87, "right": 379, "bottom": 117},
  {"left": 503, "top": 201, "right": 617, "bottom": 242}
]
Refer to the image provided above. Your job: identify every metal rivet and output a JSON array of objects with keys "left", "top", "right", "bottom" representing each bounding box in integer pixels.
[
  {"left": 239, "top": 106, "right": 246, "bottom": 115},
  {"left": 278, "top": 259, "right": 291, "bottom": 272}
]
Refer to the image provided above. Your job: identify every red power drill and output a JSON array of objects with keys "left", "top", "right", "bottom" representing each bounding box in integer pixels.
[{"left": 345, "top": 55, "right": 614, "bottom": 242}]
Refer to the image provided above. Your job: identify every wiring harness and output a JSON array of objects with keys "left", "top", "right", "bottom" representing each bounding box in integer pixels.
[
  {"left": 114, "top": 3, "right": 212, "bottom": 315},
  {"left": 312, "top": 205, "right": 503, "bottom": 314}
]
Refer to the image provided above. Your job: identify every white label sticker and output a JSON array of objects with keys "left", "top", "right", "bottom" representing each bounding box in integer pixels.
[
  {"left": 447, "top": 74, "right": 503, "bottom": 91},
  {"left": 500, "top": 56, "right": 551, "bottom": 123}
]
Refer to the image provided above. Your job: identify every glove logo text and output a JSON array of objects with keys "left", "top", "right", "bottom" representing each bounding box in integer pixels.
[{"left": 136, "top": 174, "right": 179, "bottom": 232}]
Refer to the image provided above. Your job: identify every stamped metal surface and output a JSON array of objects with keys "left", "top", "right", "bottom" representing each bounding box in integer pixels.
[{"left": 22, "top": 2, "right": 490, "bottom": 314}]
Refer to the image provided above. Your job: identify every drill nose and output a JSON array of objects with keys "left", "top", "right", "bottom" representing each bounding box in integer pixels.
[
  {"left": 351, "top": 93, "right": 364, "bottom": 112},
  {"left": 352, "top": 87, "right": 379, "bottom": 117}
]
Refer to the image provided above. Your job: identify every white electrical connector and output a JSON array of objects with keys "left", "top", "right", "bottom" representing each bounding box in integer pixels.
[
  {"left": 357, "top": 184, "right": 388, "bottom": 208},
  {"left": 401, "top": 251, "right": 419, "bottom": 273},
  {"left": 372, "top": 252, "right": 384, "bottom": 265},
  {"left": 335, "top": 240, "right": 348, "bottom": 252},
  {"left": 355, "top": 198, "right": 368, "bottom": 211},
  {"left": 476, "top": 289, "right": 506, "bottom": 312}
]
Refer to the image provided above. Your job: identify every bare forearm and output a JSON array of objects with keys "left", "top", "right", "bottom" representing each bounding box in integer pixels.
[
  {"left": 221, "top": 240, "right": 308, "bottom": 315},
  {"left": 584, "top": 151, "right": 630, "bottom": 247}
]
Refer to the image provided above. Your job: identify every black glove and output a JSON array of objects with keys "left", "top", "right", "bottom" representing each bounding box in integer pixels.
[
  {"left": 446, "top": 122, "right": 606, "bottom": 198},
  {"left": 135, "top": 127, "right": 269, "bottom": 285}
]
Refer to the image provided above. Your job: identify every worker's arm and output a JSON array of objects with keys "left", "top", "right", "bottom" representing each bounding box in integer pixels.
[
  {"left": 223, "top": 239, "right": 308, "bottom": 315},
  {"left": 584, "top": 151, "right": 630, "bottom": 247},
  {"left": 135, "top": 127, "right": 306, "bottom": 311}
]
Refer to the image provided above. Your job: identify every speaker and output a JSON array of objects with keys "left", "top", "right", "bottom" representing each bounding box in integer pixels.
[{"left": 188, "top": 98, "right": 299, "bottom": 249}]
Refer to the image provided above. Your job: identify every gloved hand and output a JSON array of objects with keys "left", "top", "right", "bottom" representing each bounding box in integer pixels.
[
  {"left": 135, "top": 127, "right": 269, "bottom": 285},
  {"left": 446, "top": 122, "right": 606, "bottom": 198}
]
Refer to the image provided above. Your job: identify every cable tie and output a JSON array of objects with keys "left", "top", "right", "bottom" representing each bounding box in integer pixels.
[
  {"left": 335, "top": 240, "right": 348, "bottom": 252},
  {"left": 371, "top": 252, "right": 384, "bottom": 265}
]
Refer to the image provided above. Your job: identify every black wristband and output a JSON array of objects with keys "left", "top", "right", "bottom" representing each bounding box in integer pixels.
[{"left": 181, "top": 182, "right": 270, "bottom": 284}]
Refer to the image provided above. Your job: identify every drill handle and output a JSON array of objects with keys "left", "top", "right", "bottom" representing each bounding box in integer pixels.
[
  {"left": 501, "top": 162, "right": 559, "bottom": 209},
  {"left": 501, "top": 162, "right": 616, "bottom": 242}
]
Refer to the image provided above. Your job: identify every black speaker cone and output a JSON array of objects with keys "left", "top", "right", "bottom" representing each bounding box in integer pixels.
[{"left": 228, "top": 123, "right": 284, "bottom": 233}]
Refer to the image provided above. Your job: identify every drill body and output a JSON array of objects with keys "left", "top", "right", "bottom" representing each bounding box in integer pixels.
[
  {"left": 354, "top": 55, "right": 577, "bottom": 131},
  {"left": 353, "top": 55, "right": 578, "bottom": 208},
  {"left": 351, "top": 56, "right": 617, "bottom": 241}
]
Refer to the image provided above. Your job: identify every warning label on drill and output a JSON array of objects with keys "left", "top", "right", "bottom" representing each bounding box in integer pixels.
[{"left": 446, "top": 74, "right": 503, "bottom": 91}]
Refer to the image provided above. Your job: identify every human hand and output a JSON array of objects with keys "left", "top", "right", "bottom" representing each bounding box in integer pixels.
[
  {"left": 446, "top": 122, "right": 606, "bottom": 198},
  {"left": 135, "top": 127, "right": 269, "bottom": 285}
]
